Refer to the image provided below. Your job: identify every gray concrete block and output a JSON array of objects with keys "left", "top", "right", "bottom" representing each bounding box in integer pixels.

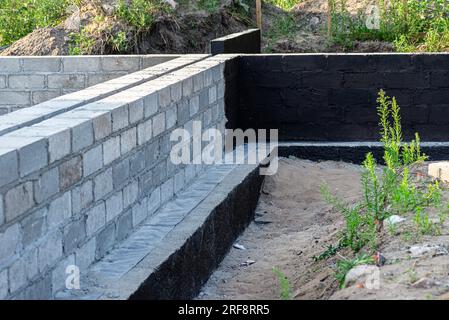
[
  {"left": 96, "top": 222, "right": 115, "bottom": 259},
  {"left": 152, "top": 159, "right": 167, "bottom": 186},
  {"left": 22, "top": 247, "right": 39, "bottom": 282},
  {"left": 38, "top": 231, "right": 63, "bottom": 272},
  {"left": 51, "top": 254, "right": 75, "bottom": 295},
  {"left": 177, "top": 100, "right": 190, "bottom": 125},
  {"left": 120, "top": 127, "right": 137, "bottom": 155},
  {"left": 93, "top": 168, "right": 113, "bottom": 200},
  {"left": 106, "top": 191, "right": 123, "bottom": 222},
  {"left": 86, "top": 202, "right": 106, "bottom": 236},
  {"left": 189, "top": 95, "right": 200, "bottom": 116},
  {"left": 129, "top": 149, "right": 145, "bottom": 177},
  {"left": 0, "top": 269, "right": 7, "bottom": 299},
  {"left": 63, "top": 218, "right": 86, "bottom": 254},
  {"left": 72, "top": 121, "right": 94, "bottom": 153},
  {"left": 199, "top": 89, "right": 209, "bottom": 110},
  {"left": 83, "top": 144, "right": 103, "bottom": 177},
  {"left": 0, "top": 75, "right": 5, "bottom": 89},
  {"left": 34, "top": 167, "right": 59, "bottom": 204},
  {"left": 148, "top": 186, "right": 161, "bottom": 216},
  {"left": 144, "top": 92, "right": 158, "bottom": 118},
  {"left": 103, "top": 135, "right": 120, "bottom": 165},
  {"left": 0, "top": 223, "right": 21, "bottom": 263},
  {"left": 22, "top": 57, "right": 61, "bottom": 72},
  {"left": 217, "top": 80, "right": 225, "bottom": 99},
  {"left": 161, "top": 178, "right": 174, "bottom": 203},
  {"left": 137, "top": 118, "right": 152, "bottom": 145},
  {"left": 112, "top": 159, "right": 130, "bottom": 189},
  {"left": 158, "top": 87, "right": 171, "bottom": 109},
  {"left": 129, "top": 99, "right": 144, "bottom": 124},
  {"left": 0, "top": 91, "right": 30, "bottom": 106},
  {"left": 47, "top": 191, "right": 72, "bottom": 229},
  {"left": 0, "top": 148, "right": 19, "bottom": 188},
  {"left": 193, "top": 72, "right": 204, "bottom": 92},
  {"left": 62, "top": 57, "right": 101, "bottom": 72},
  {"left": 72, "top": 180, "right": 93, "bottom": 214},
  {"left": 171, "top": 82, "right": 182, "bottom": 103},
  {"left": 145, "top": 141, "right": 160, "bottom": 167},
  {"left": 116, "top": 210, "right": 132, "bottom": 242},
  {"left": 166, "top": 107, "right": 177, "bottom": 129},
  {"left": 123, "top": 181, "right": 139, "bottom": 209},
  {"left": 9, "top": 75, "right": 45, "bottom": 89},
  {"left": 204, "top": 69, "right": 213, "bottom": 87},
  {"left": 102, "top": 56, "right": 140, "bottom": 72},
  {"left": 174, "top": 170, "right": 185, "bottom": 194},
  {"left": 138, "top": 170, "right": 153, "bottom": 197},
  {"left": 209, "top": 85, "right": 217, "bottom": 104},
  {"left": 21, "top": 207, "right": 47, "bottom": 248},
  {"left": 182, "top": 77, "right": 193, "bottom": 98},
  {"left": 32, "top": 90, "right": 62, "bottom": 105},
  {"left": 92, "top": 113, "right": 112, "bottom": 141},
  {"left": 14, "top": 274, "right": 52, "bottom": 300},
  {"left": 59, "top": 156, "right": 83, "bottom": 190},
  {"left": 48, "top": 128, "right": 71, "bottom": 163},
  {"left": 152, "top": 112, "right": 166, "bottom": 137},
  {"left": 48, "top": 74, "right": 85, "bottom": 90},
  {"left": 111, "top": 105, "right": 129, "bottom": 132},
  {"left": 4, "top": 182, "right": 34, "bottom": 222},
  {"left": 0, "top": 194, "right": 3, "bottom": 226},
  {"left": 132, "top": 197, "right": 148, "bottom": 227},
  {"left": 0, "top": 57, "right": 21, "bottom": 73},
  {"left": 9, "top": 258, "right": 27, "bottom": 293},
  {"left": 75, "top": 237, "right": 96, "bottom": 272}
]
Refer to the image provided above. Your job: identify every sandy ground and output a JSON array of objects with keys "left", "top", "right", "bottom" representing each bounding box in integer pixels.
[{"left": 197, "top": 157, "right": 449, "bottom": 300}]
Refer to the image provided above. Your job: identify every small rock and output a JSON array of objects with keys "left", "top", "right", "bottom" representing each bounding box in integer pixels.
[
  {"left": 385, "top": 215, "right": 406, "bottom": 226},
  {"left": 164, "top": 0, "right": 178, "bottom": 9},
  {"left": 408, "top": 244, "right": 448, "bottom": 258},
  {"left": 309, "top": 16, "right": 320, "bottom": 26},
  {"left": 344, "top": 265, "right": 380, "bottom": 288},
  {"left": 240, "top": 260, "right": 256, "bottom": 267},
  {"left": 233, "top": 243, "right": 246, "bottom": 250}
]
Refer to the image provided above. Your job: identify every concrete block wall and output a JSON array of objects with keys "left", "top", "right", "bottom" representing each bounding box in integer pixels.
[
  {"left": 237, "top": 53, "right": 449, "bottom": 141},
  {"left": 0, "top": 55, "right": 179, "bottom": 114},
  {"left": 0, "top": 55, "right": 234, "bottom": 300}
]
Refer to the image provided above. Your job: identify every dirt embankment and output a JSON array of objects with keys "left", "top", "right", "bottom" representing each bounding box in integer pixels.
[{"left": 198, "top": 158, "right": 449, "bottom": 300}]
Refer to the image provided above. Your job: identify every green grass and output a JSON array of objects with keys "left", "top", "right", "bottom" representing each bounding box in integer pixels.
[
  {"left": 0, "top": 0, "right": 70, "bottom": 46},
  {"left": 266, "top": 0, "right": 302, "bottom": 11},
  {"left": 272, "top": 267, "right": 292, "bottom": 300},
  {"left": 329, "top": 0, "right": 449, "bottom": 52},
  {"left": 115, "top": 0, "right": 172, "bottom": 32},
  {"left": 335, "top": 254, "right": 375, "bottom": 288},
  {"left": 265, "top": 13, "right": 298, "bottom": 52}
]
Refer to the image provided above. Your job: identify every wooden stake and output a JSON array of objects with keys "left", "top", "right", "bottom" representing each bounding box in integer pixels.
[
  {"left": 327, "top": 0, "right": 332, "bottom": 38},
  {"left": 256, "top": 0, "right": 262, "bottom": 31}
]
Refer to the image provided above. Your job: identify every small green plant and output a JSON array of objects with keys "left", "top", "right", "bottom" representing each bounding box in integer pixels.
[
  {"left": 265, "top": 13, "right": 298, "bottom": 52},
  {"left": 335, "top": 254, "right": 375, "bottom": 288},
  {"left": 266, "top": 0, "right": 301, "bottom": 10},
  {"left": 68, "top": 28, "right": 96, "bottom": 55},
  {"left": 197, "top": 0, "right": 221, "bottom": 12},
  {"left": 110, "top": 31, "right": 128, "bottom": 53},
  {"left": 272, "top": 267, "right": 292, "bottom": 300},
  {"left": 115, "top": 0, "right": 171, "bottom": 32}
]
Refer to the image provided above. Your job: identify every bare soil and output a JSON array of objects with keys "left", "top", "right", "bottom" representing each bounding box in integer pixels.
[{"left": 198, "top": 158, "right": 449, "bottom": 300}]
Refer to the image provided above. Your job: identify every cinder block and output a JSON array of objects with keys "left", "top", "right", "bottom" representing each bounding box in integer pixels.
[
  {"left": 144, "top": 92, "right": 158, "bottom": 118},
  {"left": 38, "top": 231, "right": 63, "bottom": 272},
  {"left": 34, "top": 167, "right": 59, "bottom": 204},
  {"left": 21, "top": 207, "right": 47, "bottom": 248},
  {"left": 92, "top": 113, "right": 112, "bottom": 141},
  {"left": 171, "top": 82, "right": 182, "bottom": 103},
  {"left": 9, "top": 258, "right": 27, "bottom": 293},
  {"left": 158, "top": 86, "right": 171, "bottom": 109},
  {"left": 189, "top": 95, "right": 200, "bottom": 117},
  {"left": 0, "top": 148, "right": 19, "bottom": 188},
  {"left": 72, "top": 121, "right": 94, "bottom": 153},
  {"left": 0, "top": 194, "right": 3, "bottom": 226},
  {"left": 0, "top": 223, "right": 21, "bottom": 263},
  {"left": 111, "top": 105, "right": 129, "bottom": 132},
  {"left": 0, "top": 270, "right": 7, "bottom": 299},
  {"left": 166, "top": 107, "right": 177, "bottom": 129},
  {"left": 129, "top": 150, "right": 145, "bottom": 177},
  {"left": 138, "top": 170, "right": 153, "bottom": 197},
  {"left": 0, "top": 57, "right": 21, "bottom": 73},
  {"left": 106, "top": 191, "right": 123, "bottom": 222},
  {"left": 59, "top": 156, "right": 83, "bottom": 190},
  {"left": 22, "top": 248, "right": 39, "bottom": 281},
  {"left": 112, "top": 159, "right": 130, "bottom": 189},
  {"left": 116, "top": 209, "right": 132, "bottom": 242},
  {"left": 51, "top": 254, "right": 75, "bottom": 295},
  {"left": 174, "top": 170, "right": 185, "bottom": 194},
  {"left": 0, "top": 75, "right": 6, "bottom": 89},
  {"left": 199, "top": 89, "right": 209, "bottom": 110},
  {"left": 177, "top": 100, "right": 190, "bottom": 125},
  {"left": 95, "top": 222, "right": 115, "bottom": 259},
  {"left": 32, "top": 90, "right": 62, "bottom": 105},
  {"left": 63, "top": 218, "right": 86, "bottom": 254},
  {"left": 132, "top": 197, "right": 148, "bottom": 227},
  {"left": 48, "top": 74, "right": 85, "bottom": 89},
  {"left": 83, "top": 144, "right": 103, "bottom": 177},
  {"left": 103, "top": 135, "right": 120, "bottom": 165},
  {"left": 14, "top": 274, "right": 52, "bottom": 300},
  {"left": 152, "top": 112, "right": 166, "bottom": 137},
  {"left": 75, "top": 237, "right": 96, "bottom": 272},
  {"left": 120, "top": 127, "right": 137, "bottom": 155},
  {"left": 148, "top": 187, "right": 161, "bottom": 216},
  {"left": 152, "top": 158, "right": 167, "bottom": 186},
  {"left": 93, "top": 168, "right": 113, "bottom": 200},
  {"left": 193, "top": 73, "right": 204, "bottom": 92},
  {"left": 123, "top": 181, "right": 139, "bottom": 209},
  {"left": 0, "top": 91, "right": 30, "bottom": 106},
  {"left": 204, "top": 69, "right": 213, "bottom": 87},
  {"left": 4, "top": 182, "right": 34, "bottom": 222},
  {"left": 47, "top": 191, "right": 72, "bottom": 229},
  {"left": 145, "top": 141, "right": 160, "bottom": 166},
  {"left": 209, "top": 85, "right": 217, "bottom": 104},
  {"left": 86, "top": 202, "right": 106, "bottom": 236},
  {"left": 102, "top": 56, "right": 140, "bottom": 72},
  {"left": 129, "top": 99, "right": 144, "bottom": 124},
  {"left": 217, "top": 80, "right": 225, "bottom": 99},
  {"left": 71, "top": 180, "right": 93, "bottom": 214},
  {"left": 160, "top": 178, "right": 174, "bottom": 203},
  {"left": 137, "top": 118, "right": 152, "bottom": 145},
  {"left": 9, "top": 75, "right": 45, "bottom": 89},
  {"left": 0, "top": 135, "right": 48, "bottom": 177},
  {"left": 62, "top": 57, "right": 101, "bottom": 72},
  {"left": 22, "top": 57, "right": 61, "bottom": 72},
  {"left": 182, "top": 77, "right": 193, "bottom": 98}
]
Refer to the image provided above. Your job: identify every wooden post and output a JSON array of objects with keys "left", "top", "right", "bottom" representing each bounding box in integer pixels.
[
  {"left": 327, "top": 0, "right": 332, "bottom": 38},
  {"left": 256, "top": 0, "right": 262, "bottom": 31}
]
